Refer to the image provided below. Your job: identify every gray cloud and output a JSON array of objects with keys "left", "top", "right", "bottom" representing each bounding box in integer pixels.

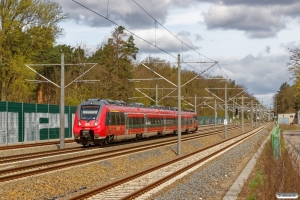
[
  {"left": 55, "top": 0, "right": 169, "bottom": 29},
  {"left": 194, "top": 34, "right": 203, "bottom": 41},
  {"left": 203, "top": 4, "right": 287, "bottom": 38},
  {"left": 280, "top": 41, "right": 300, "bottom": 52},
  {"left": 265, "top": 46, "right": 270, "bottom": 54},
  {"left": 213, "top": 53, "right": 291, "bottom": 96},
  {"left": 177, "top": 31, "right": 191, "bottom": 38},
  {"left": 55, "top": 0, "right": 300, "bottom": 40},
  {"left": 134, "top": 33, "right": 199, "bottom": 55},
  {"left": 207, "top": 0, "right": 299, "bottom": 6}
]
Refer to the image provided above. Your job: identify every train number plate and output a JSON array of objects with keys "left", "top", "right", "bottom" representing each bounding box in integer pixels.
[{"left": 85, "top": 123, "right": 90, "bottom": 126}]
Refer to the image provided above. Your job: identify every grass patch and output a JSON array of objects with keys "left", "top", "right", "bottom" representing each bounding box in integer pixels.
[
  {"left": 246, "top": 171, "right": 263, "bottom": 199},
  {"left": 238, "top": 129, "right": 300, "bottom": 199}
]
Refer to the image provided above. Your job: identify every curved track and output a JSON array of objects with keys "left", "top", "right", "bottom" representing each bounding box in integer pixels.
[
  {"left": 0, "top": 124, "right": 245, "bottom": 183},
  {"left": 69, "top": 124, "right": 269, "bottom": 199},
  {"left": 0, "top": 124, "right": 236, "bottom": 164}
]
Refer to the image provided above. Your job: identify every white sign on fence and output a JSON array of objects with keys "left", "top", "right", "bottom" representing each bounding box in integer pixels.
[{"left": 224, "top": 119, "right": 228, "bottom": 125}]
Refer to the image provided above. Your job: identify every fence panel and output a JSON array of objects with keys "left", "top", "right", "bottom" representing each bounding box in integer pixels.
[
  {"left": 271, "top": 124, "right": 280, "bottom": 159},
  {"left": 197, "top": 116, "right": 228, "bottom": 125},
  {"left": 0, "top": 101, "right": 76, "bottom": 145},
  {"left": 0, "top": 102, "right": 7, "bottom": 144},
  {"left": 7, "top": 102, "right": 22, "bottom": 144}
]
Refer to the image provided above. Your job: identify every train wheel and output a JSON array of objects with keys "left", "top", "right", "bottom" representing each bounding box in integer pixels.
[
  {"left": 185, "top": 129, "right": 189, "bottom": 134},
  {"left": 102, "top": 137, "right": 109, "bottom": 145},
  {"left": 108, "top": 135, "right": 114, "bottom": 143},
  {"left": 136, "top": 133, "right": 143, "bottom": 140}
]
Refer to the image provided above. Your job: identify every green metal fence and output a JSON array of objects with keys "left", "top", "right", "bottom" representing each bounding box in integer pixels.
[
  {"left": 0, "top": 101, "right": 76, "bottom": 145},
  {"left": 197, "top": 116, "right": 231, "bottom": 125},
  {"left": 271, "top": 124, "right": 280, "bottom": 159}
]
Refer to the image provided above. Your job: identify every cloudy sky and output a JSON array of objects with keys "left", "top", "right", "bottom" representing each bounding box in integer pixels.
[{"left": 54, "top": 0, "right": 300, "bottom": 108}]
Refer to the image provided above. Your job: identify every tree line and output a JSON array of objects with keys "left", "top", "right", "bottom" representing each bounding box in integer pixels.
[
  {"left": 1, "top": 0, "right": 277, "bottom": 117},
  {"left": 274, "top": 48, "right": 300, "bottom": 114}
]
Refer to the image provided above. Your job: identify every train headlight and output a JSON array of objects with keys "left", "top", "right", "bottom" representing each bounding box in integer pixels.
[
  {"left": 78, "top": 120, "right": 81, "bottom": 126},
  {"left": 94, "top": 120, "right": 98, "bottom": 126}
]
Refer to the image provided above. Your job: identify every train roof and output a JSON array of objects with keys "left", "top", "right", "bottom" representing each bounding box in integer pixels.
[{"left": 81, "top": 98, "right": 196, "bottom": 113}]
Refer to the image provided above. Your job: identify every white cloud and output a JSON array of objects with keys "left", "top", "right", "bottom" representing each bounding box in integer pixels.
[
  {"left": 203, "top": 4, "right": 287, "bottom": 38},
  {"left": 132, "top": 29, "right": 199, "bottom": 54},
  {"left": 212, "top": 53, "right": 292, "bottom": 106}
]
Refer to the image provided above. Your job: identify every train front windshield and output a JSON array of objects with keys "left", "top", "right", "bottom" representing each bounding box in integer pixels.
[{"left": 80, "top": 105, "right": 100, "bottom": 120}]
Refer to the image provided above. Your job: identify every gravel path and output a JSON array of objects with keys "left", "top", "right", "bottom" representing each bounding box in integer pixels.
[
  {"left": 149, "top": 126, "right": 272, "bottom": 200},
  {"left": 0, "top": 125, "right": 266, "bottom": 200}
]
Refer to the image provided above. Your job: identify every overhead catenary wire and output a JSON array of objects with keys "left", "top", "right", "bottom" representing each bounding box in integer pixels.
[
  {"left": 132, "top": 0, "right": 215, "bottom": 62},
  {"left": 131, "top": 0, "right": 229, "bottom": 79},
  {"left": 217, "top": 63, "right": 230, "bottom": 80},
  {"left": 72, "top": 0, "right": 216, "bottom": 76}
]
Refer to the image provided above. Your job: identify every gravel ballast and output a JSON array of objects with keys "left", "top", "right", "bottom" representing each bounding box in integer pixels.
[{"left": 0, "top": 125, "right": 270, "bottom": 200}]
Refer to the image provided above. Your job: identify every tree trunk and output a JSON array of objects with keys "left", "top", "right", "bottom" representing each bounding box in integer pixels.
[
  {"left": 37, "top": 80, "right": 43, "bottom": 103},
  {"left": 1, "top": 79, "right": 5, "bottom": 101}
]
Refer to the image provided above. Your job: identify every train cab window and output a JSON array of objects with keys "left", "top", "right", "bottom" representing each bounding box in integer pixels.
[{"left": 81, "top": 105, "right": 100, "bottom": 120}]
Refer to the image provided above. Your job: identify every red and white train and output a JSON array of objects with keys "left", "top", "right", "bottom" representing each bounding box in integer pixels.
[{"left": 73, "top": 98, "right": 198, "bottom": 146}]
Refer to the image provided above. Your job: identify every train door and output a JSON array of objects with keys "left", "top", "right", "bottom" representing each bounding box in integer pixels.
[
  {"left": 144, "top": 114, "right": 147, "bottom": 134},
  {"left": 124, "top": 113, "right": 128, "bottom": 137},
  {"left": 163, "top": 115, "right": 166, "bottom": 132}
]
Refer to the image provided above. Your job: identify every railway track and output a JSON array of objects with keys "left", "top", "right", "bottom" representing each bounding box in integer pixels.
[
  {"left": 0, "top": 139, "right": 75, "bottom": 151},
  {"left": 0, "top": 124, "right": 227, "bottom": 151},
  {"left": 69, "top": 123, "right": 269, "bottom": 200},
  {"left": 0, "top": 124, "right": 244, "bottom": 183},
  {"left": 0, "top": 123, "right": 238, "bottom": 164}
]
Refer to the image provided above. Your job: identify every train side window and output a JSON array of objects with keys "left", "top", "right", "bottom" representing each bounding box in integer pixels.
[
  {"left": 110, "top": 113, "right": 114, "bottom": 125},
  {"left": 133, "top": 117, "right": 137, "bottom": 127},
  {"left": 111, "top": 112, "right": 117, "bottom": 125},
  {"left": 128, "top": 117, "right": 133, "bottom": 128},
  {"left": 141, "top": 117, "right": 145, "bottom": 126},
  {"left": 116, "top": 112, "right": 120, "bottom": 125},
  {"left": 119, "top": 112, "right": 125, "bottom": 125},
  {"left": 149, "top": 118, "right": 153, "bottom": 127},
  {"left": 106, "top": 112, "right": 111, "bottom": 125}
]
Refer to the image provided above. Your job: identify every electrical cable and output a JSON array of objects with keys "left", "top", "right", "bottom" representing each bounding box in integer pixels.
[
  {"left": 72, "top": 0, "right": 216, "bottom": 76},
  {"left": 132, "top": 0, "right": 215, "bottom": 62}
]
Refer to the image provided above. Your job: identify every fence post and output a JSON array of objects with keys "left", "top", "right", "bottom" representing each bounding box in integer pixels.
[
  {"left": 48, "top": 104, "right": 50, "bottom": 141},
  {"left": 22, "top": 102, "right": 23, "bottom": 144},
  {"left": 6, "top": 101, "right": 8, "bottom": 145}
]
